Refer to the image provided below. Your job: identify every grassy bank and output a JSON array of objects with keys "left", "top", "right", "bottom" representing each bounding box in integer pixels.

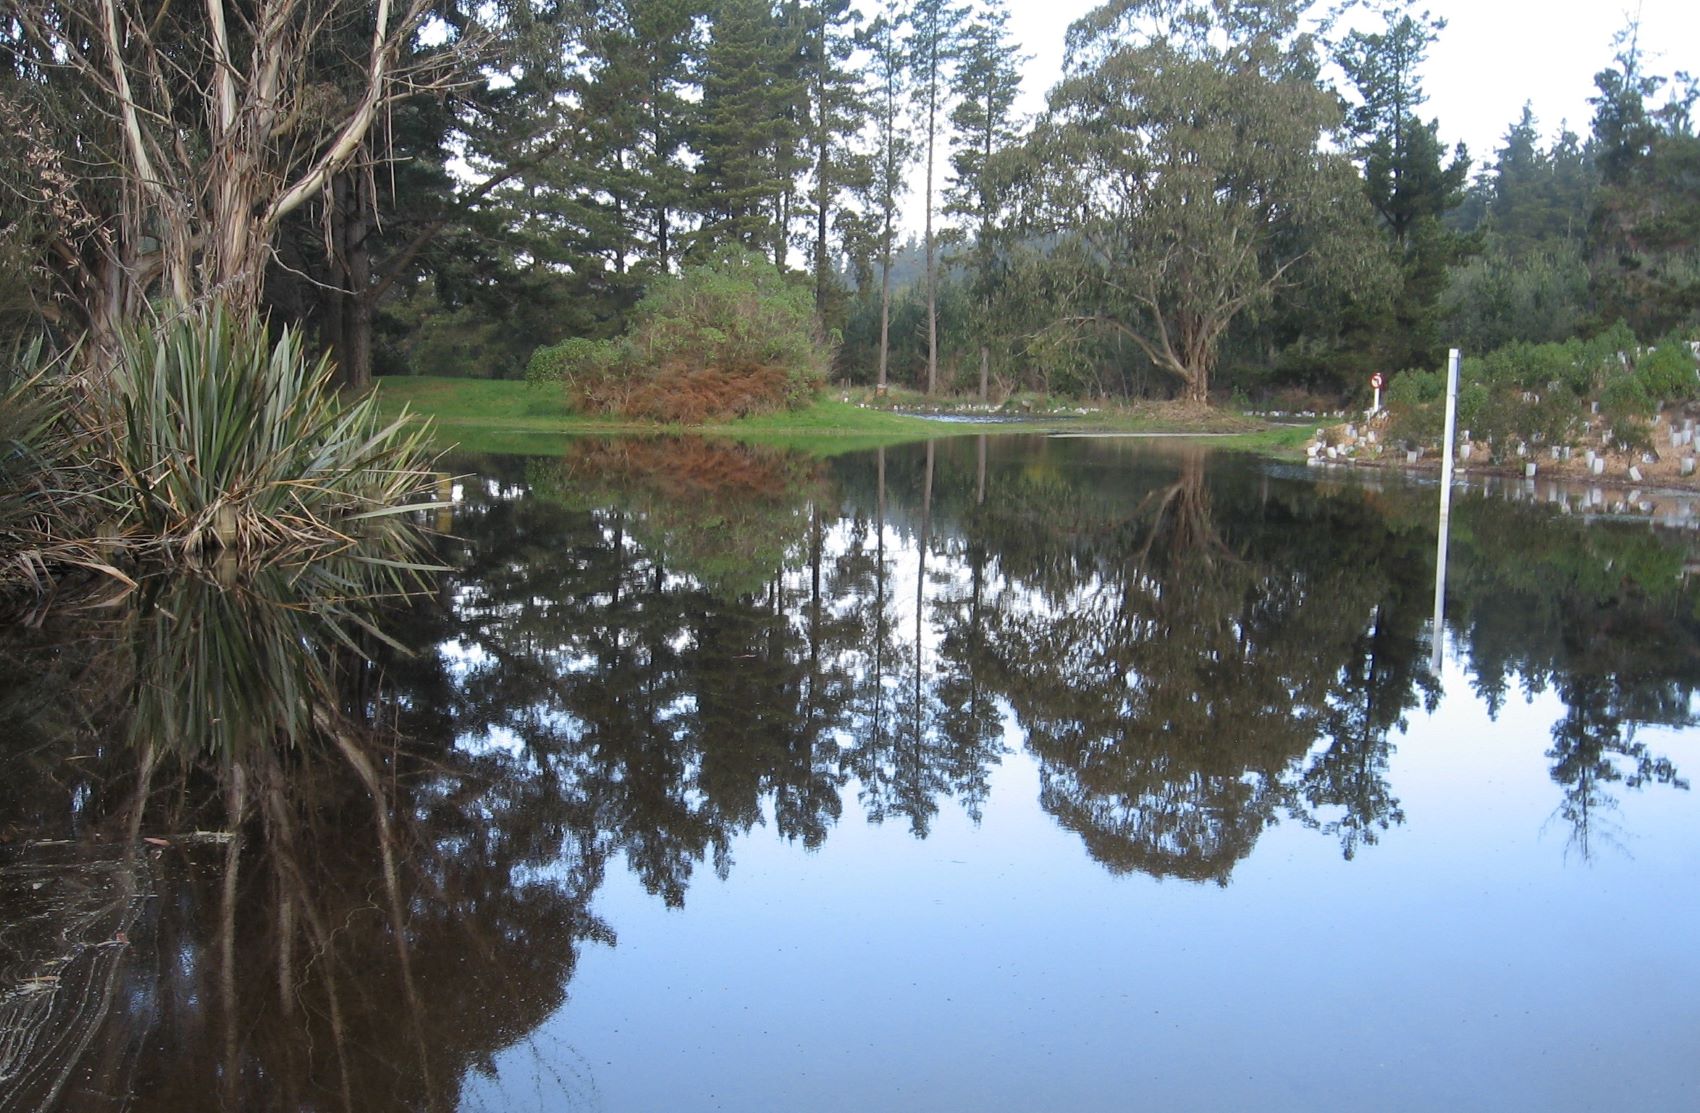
[{"left": 374, "top": 376, "right": 1297, "bottom": 457}]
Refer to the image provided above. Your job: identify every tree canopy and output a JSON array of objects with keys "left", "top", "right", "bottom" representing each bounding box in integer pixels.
[{"left": 2, "top": 0, "right": 1696, "bottom": 405}]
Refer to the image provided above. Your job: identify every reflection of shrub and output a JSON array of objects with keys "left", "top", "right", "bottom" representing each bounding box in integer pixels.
[
  {"left": 528, "top": 247, "right": 827, "bottom": 423},
  {"left": 531, "top": 436, "right": 821, "bottom": 596}
]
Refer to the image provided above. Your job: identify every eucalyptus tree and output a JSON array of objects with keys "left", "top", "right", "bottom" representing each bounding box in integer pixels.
[
  {"left": 1, "top": 0, "right": 456, "bottom": 355},
  {"left": 909, "top": 0, "right": 966, "bottom": 394},
  {"left": 1335, "top": 2, "right": 1469, "bottom": 370},
  {"left": 857, "top": 0, "right": 916, "bottom": 393},
  {"left": 1027, "top": 0, "right": 1374, "bottom": 404},
  {"left": 946, "top": 0, "right": 1025, "bottom": 400}
]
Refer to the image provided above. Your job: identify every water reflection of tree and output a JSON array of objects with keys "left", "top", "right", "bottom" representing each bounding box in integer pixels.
[
  {"left": 1443, "top": 498, "right": 1698, "bottom": 856},
  {"left": 448, "top": 438, "right": 1699, "bottom": 883},
  {"left": 15, "top": 439, "right": 1700, "bottom": 1105},
  {"left": 980, "top": 450, "right": 1296, "bottom": 880},
  {"left": 0, "top": 558, "right": 613, "bottom": 1111},
  {"left": 446, "top": 442, "right": 855, "bottom": 901},
  {"left": 931, "top": 437, "right": 1008, "bottom": 823}
]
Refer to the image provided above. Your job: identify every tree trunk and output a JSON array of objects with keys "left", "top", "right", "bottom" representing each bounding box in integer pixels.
[
  {"left": 924, "top": 107, "right": 938, "bottom": 396},
  {"left": 325, "top": 171, "right": 374, "bottom": 391},
  {"left": 877, "top": 215, "right": 893, "bottom": 394},
  {"left": 344, "top": 178, "right": 374, "bottom": 392}
]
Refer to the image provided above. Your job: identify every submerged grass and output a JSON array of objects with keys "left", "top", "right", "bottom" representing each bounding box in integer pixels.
[
  {"left": 377, "top": 377, "right": 952, "bottom": 455},
  {"left": 377, "top": 376, "right": 1292, "bottom": 458}
]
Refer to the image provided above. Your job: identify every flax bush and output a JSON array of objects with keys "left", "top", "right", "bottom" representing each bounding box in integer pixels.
[
  {"left": 106, "top": 305, "right": 439, "bottom": 552},
  {"left": 0, "top": 340, "right": 110, "bottom": 588},
  {"left": 2, "top": 306, "right": 440, "bottom": 597}
]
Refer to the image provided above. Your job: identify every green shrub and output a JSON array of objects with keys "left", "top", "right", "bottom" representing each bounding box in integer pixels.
[
  {"left": 1385, "top": 368, "right": 1445, "bottom": 445},
  {"left": 1528, "top": 390, "right": 1586, "bottom": 446},
  {"left": 1387, "top": 368, "right": 1444, "bottom": 407},
  {"left": 1634, "top": 341, "right": 1699, "bottom": 403},
  {"left": 528, "top": 246, "right": 828, "bottom": 423},
  {"left": 1569, "top": 321, "right": 1639, "bottom": 391},
  {"left": 1480, "top": 341, "right": 1581, "bottom": 393},
  {"left": 1598, "top": 372, "right": 1652, "bottom": 423}
]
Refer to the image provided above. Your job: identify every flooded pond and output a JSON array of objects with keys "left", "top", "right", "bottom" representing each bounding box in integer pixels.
[{"left": 3, "top": 434, "right": 1698, "bottom": 1112}]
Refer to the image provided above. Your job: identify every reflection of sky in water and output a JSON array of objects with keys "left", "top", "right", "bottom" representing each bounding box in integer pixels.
[
  {"left": 461, "top": 655, "right": 1699, "bottom": 1113},
  {"left": 7, "top": 431, "right": 1692, "bottom": 1112},
  {"left": 316, "top": 437, "right": 1700, "bottom": 1111}
]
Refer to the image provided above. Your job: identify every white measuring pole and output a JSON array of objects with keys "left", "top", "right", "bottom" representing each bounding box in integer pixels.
[{"left": 1430, "top": 348, "right": 1461, "bottom": 672}]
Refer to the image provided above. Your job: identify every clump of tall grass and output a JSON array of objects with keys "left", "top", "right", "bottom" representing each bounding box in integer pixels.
[
  {"left": 0, "top": 340, "right": 120, "bottom": 591},
  {"left": 107, "top": 305, "right": 440, "bottom": 552},
  {"left": 1, "top": 305, "right": 440, "bottom": 598}
]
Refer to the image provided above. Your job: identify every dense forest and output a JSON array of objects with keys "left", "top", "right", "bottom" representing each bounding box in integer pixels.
[{"left": 2, "top": 0, "right": 1696, "bottom": 404}]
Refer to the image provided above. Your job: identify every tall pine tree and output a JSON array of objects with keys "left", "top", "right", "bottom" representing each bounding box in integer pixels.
[
  {"left": 910, "top": 0, "right": 967, "bottom": 394},
  {"left": 858, "top": 0, "right": 915, "bottom": 393},
  {"left": 694, "top": 0, "right": 805, "bottom": 262},
  {"left": 798, "top": 0, "right": 871, "bottom": 323},
  {"left": 946, "top": 0, "right": 1024, "bottom": 400},
  {"left": 1337, "top": 3, "right": 1470, "bottom": 370},
  {"left": 1587, "top": 19, "right": 1700, "bottom": 336}
]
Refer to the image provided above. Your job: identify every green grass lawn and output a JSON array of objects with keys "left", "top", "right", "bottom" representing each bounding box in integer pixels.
[{"left": 373, "top": 375, "right": 1300, "bottom": 457}]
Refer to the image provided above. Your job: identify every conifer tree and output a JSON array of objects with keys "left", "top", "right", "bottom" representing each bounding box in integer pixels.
[
  {"left": 910, "top": 0, "right": 967, "bottom": 394},
  {"left": 1336, "top": 3, "right": 1470, "bottom": 370},
  {"left": 798, "top": 0, "right": 872, "bottom": 321},
  {"left": 858, "top": 0, "right": 916, "bottom": 394},
  {"left": 947, "top": 0, "right": 1025, "bottom": 400},
  {"left": 1587, "top": 18, "right": 1700, "bottom": 336},
  {"left": 695, "top": 0, "right": 805, "bottom": 262}
]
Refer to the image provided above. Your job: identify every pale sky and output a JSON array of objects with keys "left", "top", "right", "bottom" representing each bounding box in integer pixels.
[{"left": 997, "top": 0, "right": 1699, "bottom": 172}]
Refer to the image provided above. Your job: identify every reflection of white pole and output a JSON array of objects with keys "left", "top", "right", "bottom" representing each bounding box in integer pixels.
[{"left": 1431, "top": 349, "right": 1461, "bottom": 672}]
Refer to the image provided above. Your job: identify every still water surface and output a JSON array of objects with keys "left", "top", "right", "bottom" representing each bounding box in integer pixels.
[{"left": 2, "top": 435, "right": 1697, "bottom": 1112}]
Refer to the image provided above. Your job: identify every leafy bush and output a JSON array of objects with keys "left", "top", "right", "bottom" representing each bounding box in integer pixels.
[
  {"left": 1442, "top": 237, "right": 1589, "bottom": 351},
  {"left": 1598, "top": 371, "right": 1651, "bottom": 422},
  {"left": 1385, "top": 368, "right": 1444, "bottom": 445},
  {"left": 529, "top": 246, "right": 828, "bottom": 423},
  {"left": 1568, "top": 321, "right": 1639, "bottom": 392},
  {"left": 1381, "top": 324, "right": 1695, "bottom": 457},
  {"left": 1634, "top": 340, "right": 1699, "bottom": 402}
]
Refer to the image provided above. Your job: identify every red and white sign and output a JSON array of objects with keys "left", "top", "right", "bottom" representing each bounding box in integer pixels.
[{"left": 1370, "top": 372, "right": 1384, "bottom": 390}]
